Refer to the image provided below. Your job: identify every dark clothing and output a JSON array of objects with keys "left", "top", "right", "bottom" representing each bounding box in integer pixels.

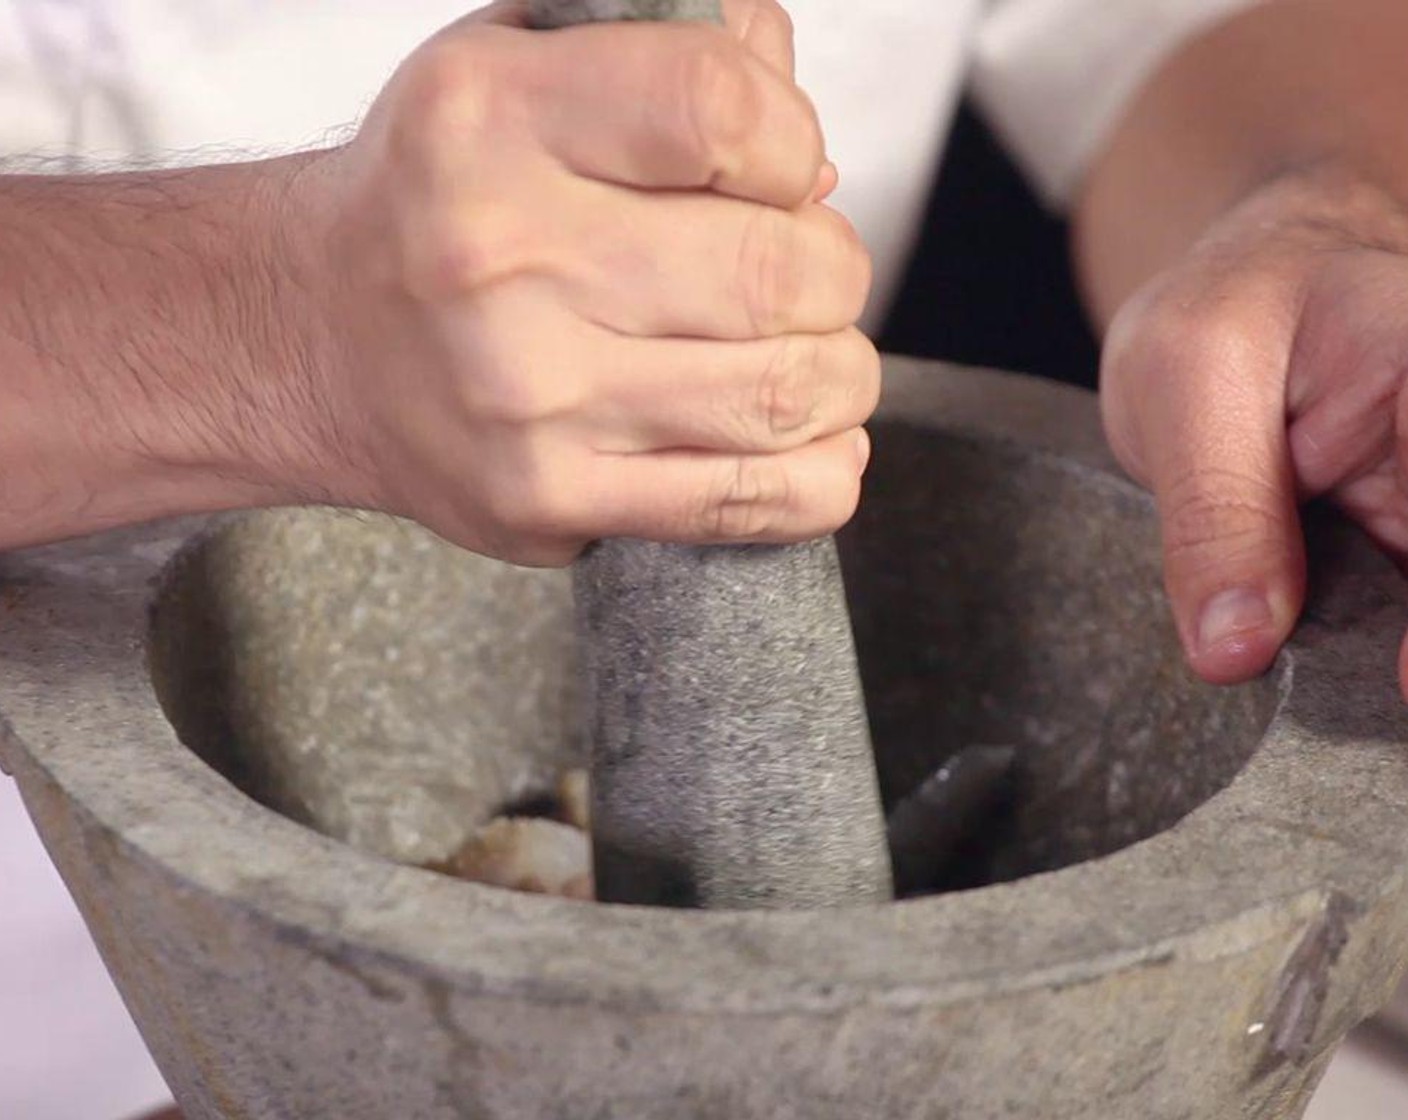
[{"left": 879, "top": 99, "right": 1100, "bottom": 390}]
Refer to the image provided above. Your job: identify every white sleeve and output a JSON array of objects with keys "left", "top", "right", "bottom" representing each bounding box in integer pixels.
[{"left": 969, "top": 0, "right": 1268, "bottom": 209}]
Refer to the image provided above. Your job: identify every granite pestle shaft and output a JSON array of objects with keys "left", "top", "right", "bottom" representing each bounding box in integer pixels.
[{"left": 531, "top": 0, "right": 894, "bottom": 908}]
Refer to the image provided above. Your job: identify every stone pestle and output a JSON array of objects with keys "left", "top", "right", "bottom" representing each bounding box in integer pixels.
[{"left": 529, "top": 0, "right": 893, "bottom": 908}]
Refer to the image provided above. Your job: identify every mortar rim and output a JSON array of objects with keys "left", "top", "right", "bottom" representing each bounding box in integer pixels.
[{"left": 5, "top": 358, "right": 1408, "bottom": 1016}]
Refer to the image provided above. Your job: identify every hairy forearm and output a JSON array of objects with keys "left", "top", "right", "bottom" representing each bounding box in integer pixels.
[
  {"left": 0, "top": 156, "right": 344, "bottom": 549},
  {"left": 1075, "top": 0, "right": 1408, "bottom": 326}
]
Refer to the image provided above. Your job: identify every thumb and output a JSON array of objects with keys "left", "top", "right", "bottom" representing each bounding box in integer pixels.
[{"left": 1102, "top": 297, "right": 1306, "bottom": 685}]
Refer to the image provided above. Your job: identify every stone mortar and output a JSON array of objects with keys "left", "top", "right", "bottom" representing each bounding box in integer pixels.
[{"left": 3, "top": 359, "right": 1408, "bottom": 1119}]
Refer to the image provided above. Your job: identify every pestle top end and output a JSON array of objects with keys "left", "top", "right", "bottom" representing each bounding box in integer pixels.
[{"left": 527, "top": 0, "right": 724, "bottom": 30}]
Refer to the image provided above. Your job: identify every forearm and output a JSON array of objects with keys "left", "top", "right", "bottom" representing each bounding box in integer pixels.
[
  {"left": 0, "top": 156, "right": 345, "bottom": 549},
  {"left": 1075, "top": 0, "right": 1408, "bottom": 326},
  {"left": 0, "top": 3, "right": 878, "bottom": 567}
]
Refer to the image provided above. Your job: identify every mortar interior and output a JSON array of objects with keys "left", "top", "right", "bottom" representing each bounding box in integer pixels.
[{"left": 148, "top": 420, "right": 1283, "bottom": 897}]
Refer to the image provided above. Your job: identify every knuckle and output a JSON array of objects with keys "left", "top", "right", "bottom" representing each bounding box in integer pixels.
[
  {"left": 837, "top": 329, "right": 883, "bottom": 423},
  {"left": 821, "top": 472, "right": 863, "bottom": 533},
  {"left": 735, "top": 0, "right": 798, "bottom": 67},
  {"left": 1160, "top": 469, "right": 1289, "bottom": 562},
  {"left": 1100, "top": 404, "right": 1147, "bottom": 486},
  {"left": 383, "top": 43, "right": 537, "bottom": 301},
  {"left": 737, "top": 207, "right": 803, "bottom": 335},
  {"left": 458, "top": 316, "right": 592, "bottom": 426},
  {"left": 471, "top": 363, "right": 574, "bottom": 429},
  {"left": 756, "top": 335, "right": 822, "bottom": 441},
  {"left": 824, "top": 210, "right": 873, "bottom": 319},
  {"left": 797, "top": 95, "right": 827, "bottom": 183},
  {"left": 756, "top": 0, "right": 796, "bottom": 47},
  {"left": 1109, "top": 289, "right": 1263, "bottom": 386},
  {"left": 391, "top": 41, "right": 496, "bottom": 156},
  {"left": 1103, "top": 288, "right": 1275, "bottom": 485},
  {"left": 406, "top": 205, "right": 527, "bottom": 298},
  {"left": 769, "top": 0, "right": 796, "bottom": 43},
  {"left": 682, "top": 39, "right": 760, "bottom": 174},
  {"left": 704, "top": 456, "right": 790, "bottom": 539}
]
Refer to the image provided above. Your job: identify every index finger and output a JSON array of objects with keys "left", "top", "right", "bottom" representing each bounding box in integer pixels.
[
  {"left": 453, "top": 2, "right": 820, "bottom": 206},
  {"left": 1101, "top": 282, "right": 1305, "bottom": 685},
  {"left": 518, "top": 21, "right": 823, "bottom": 207}
]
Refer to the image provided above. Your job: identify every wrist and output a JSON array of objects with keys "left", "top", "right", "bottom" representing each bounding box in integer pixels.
[
  {"left": 215, "top": 149, "right": 381, "bottom": 513},
  {"left": 105, "top": 151, "right": 383, "bottom": 520},
  {"left": 1074, "top": 0, "right": 1408, "bottom": 327},
  {"left": 139, "top": 151, "right": 378, "bottom": 513}
]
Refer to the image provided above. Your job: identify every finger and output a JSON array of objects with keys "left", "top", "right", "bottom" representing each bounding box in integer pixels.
[
  {"left": 587, "top": 327, "right": 881, "bottom": 453},
  {"left": 812, "top": 161, "right": 839, "bottom": 203},
  {"left": 1283, "top": 254, "right": 1408, "bottom": 498},
  {"left": 499, "top": 21, "right": 823, "bottom": 207},
  {"left": 584, "top": 427, "right": 869, "bottom": 543},
  {"left": 1329, "top": 464, "right": 1408, "bottom": 557},
  {"left": 1102, "top": 292, "right": 1306, "bottom": 685},
  {"left": 549, "top": 187, "right": 870, "bottom": 338},
  {"left": 1398, "top": 629, "right": 1408, "bottom": 704},
  {"left": 723, "top": 0, "right": 795, "bottom": 77}
]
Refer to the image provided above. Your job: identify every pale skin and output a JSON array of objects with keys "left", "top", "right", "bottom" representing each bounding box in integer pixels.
[
  {"left": 0, "top": 0, "right": 874, "bottom": 566},
  {"left": 1077, "top": 0, "right": 1408, "bottom": 695},
  {"left": 7, "top": 0, "right": 1408, "bottom": 705}
]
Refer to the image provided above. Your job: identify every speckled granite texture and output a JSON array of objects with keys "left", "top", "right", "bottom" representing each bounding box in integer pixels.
[
  {"left": 577, "top": 536, "right": 892, "bottom": 908},
  {"left": 535, "top": 0, "right": 891, "bottom": 910},
  {"left": 4, "top": 360, "right": 1408, "bottom": 1119},
  {"left": 529, "top": 0, "right": 721, "bottom": 26}
]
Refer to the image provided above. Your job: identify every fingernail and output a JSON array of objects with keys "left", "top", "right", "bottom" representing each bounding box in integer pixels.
[
  {"left": 1196, "top": 587, "right": 1273, "bottom": 655},
  {"left": 855, "top": 428, "right": 872, "bottom": 471}
]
